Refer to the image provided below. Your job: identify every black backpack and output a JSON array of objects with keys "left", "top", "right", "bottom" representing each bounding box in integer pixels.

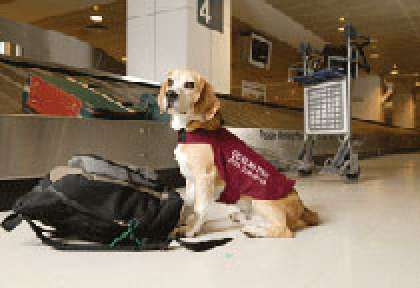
[{"left": 1, "top": 155, "right": 232, "bottom": 252}]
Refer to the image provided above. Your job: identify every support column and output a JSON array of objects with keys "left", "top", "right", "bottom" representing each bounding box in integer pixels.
[
  {"left": 351, "top": 74, "right": 384, "bottom": 122},
  {"left": 415, "top": 89, "right": 420, "bottom": 129},
  {"left": 127, "top": 0, "right": 231, "bottom": 94},
  {"left": 392, "top": 80, "right": 416, "bottom": 128}
]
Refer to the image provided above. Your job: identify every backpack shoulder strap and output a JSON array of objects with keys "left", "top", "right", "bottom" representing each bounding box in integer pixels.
[
  {"left": 1, "top": 213, "right": 23, "bottom": 232},
  {"left": 26, "top": 219, "right": 171, "bottom": 252},
  {"left": 26, "top": 219, "right": 232, "bottom": 252}
]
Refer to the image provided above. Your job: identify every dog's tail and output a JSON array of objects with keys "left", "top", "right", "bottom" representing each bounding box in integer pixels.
[{"left": 302, "top": 207, "right": 320, "bottom": 226}]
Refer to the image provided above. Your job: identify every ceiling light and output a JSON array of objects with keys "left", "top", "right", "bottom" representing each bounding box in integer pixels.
[
  {"left": 339, "top": 17, "right": 345, "bottom": 22},
  {"left": 90, "top": 15, "right": 103, "bottom": 23},
  {"left": 390, "top": 64, "right": 399, "bottom": 75},
  {"left": 338, "top": 27, "right": 345, "bottom": 32}
]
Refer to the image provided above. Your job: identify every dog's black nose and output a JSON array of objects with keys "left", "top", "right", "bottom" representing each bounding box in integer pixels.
[
  {"left": 167, "top": 90, "right": 178, "bottom": 100},
  {"left": 166, "top": 90, "right": 179, "bottom": 107}
]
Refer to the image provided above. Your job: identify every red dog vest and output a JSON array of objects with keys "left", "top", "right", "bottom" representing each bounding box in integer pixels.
[{"left": 179, "top": 128, "right": 295, "bottom": 204}]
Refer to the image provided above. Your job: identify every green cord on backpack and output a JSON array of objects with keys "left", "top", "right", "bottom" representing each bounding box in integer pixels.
[{"left": 110, "top": 219, "right": 143, "bottom": 249}]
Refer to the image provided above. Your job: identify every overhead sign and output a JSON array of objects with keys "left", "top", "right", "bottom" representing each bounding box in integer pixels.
[
  {"left": 197, "top": 0, "right": 223, "bottom": 33},
  {"left": 242, "top": 80, "right": 267, "bottom": 102}
]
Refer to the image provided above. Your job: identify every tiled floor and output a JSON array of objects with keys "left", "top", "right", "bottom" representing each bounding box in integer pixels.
[{"left": 1, "top": 153, "right": 420, "bottom": 288}]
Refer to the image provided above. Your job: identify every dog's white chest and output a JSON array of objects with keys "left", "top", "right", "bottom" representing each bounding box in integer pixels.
[
  {"left": 174, "top": 145, "right": 194, "bottom": 180},
  {"left": 171, "top": 115, "right": 189, "bottom": 131}
]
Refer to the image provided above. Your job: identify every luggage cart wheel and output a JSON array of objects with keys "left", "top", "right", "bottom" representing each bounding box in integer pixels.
[
  {"left": 298, "top": 168, "right": 313, "bottom": 177},
  {"left": 344, "top": 166, "right": 360, "bottom": 183},
  {"left": 297, "top": 161, "right": 314, "bottom": 176},
  {"left": 324, "top": 158, "right": 333, "bottom": 167}
]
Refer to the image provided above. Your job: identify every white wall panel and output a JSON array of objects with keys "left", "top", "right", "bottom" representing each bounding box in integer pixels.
[{"left": 127, "top": 15, "right": 156, "bottom": 81}]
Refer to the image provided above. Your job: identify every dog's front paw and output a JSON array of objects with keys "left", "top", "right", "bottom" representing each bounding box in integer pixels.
[
  {"left": 171, "top": 226, "right": 188, "bottom": 238},
  {"left": 229, "top": 212, "right": 247, "bottom": 224},
  {"left": 241, "top": 225, "right": 263, "bottom": 238},
  {"left": 185, "top": 229, "right": 199, "bottom": 238},
  {"left": 182, "top": 213, "right": 204, "bottom": 238},
  {"left": 172, "top": 225, "right": 200, "bottom": 238}
]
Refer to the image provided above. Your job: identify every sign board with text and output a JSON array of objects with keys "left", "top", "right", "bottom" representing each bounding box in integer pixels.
[
  {"left": 242, "top": 80, "right": 267, "bottom": 102},
  {"left": 197, "top": 0, "right": 223, "bottom": 33}
]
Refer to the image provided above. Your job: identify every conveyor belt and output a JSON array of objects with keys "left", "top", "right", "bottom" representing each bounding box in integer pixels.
[{"left": 0, "top": 56, "right": 418, "bottom": 168}]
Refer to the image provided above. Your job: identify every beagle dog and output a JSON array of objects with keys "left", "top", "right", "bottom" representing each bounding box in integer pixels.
[{"left": 159, "top": 69, "right": 319, "bottom": 238}]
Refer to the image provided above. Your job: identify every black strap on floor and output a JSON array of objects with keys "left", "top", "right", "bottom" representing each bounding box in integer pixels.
[
  {"left": 1, "top": 213, "right": 23, "bottom": 232},
  {"left": 26, "top": 219, "right": 171, "bottom": 252},
  {"left": 174, "top": 237, "right": 233, "bottom": 252},
  {"left": 26, "top": 219, "right": 233, "bottom": 252}
]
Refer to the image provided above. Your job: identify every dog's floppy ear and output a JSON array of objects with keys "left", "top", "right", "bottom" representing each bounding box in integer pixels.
[
  {"left": 195, "top": 77, "right": 221, "bottom": 121},
  {"left": 158, "top": 77, "right": 169, "bottom": 114}
]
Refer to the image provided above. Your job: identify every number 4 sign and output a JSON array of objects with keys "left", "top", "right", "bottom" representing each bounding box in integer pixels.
[{"left": 197, "top": 0, "right": 223, "bottom": 33}]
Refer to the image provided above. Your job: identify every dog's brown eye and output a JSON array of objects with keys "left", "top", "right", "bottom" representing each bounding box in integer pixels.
[
  {"left": 168, "top": 79, "right": 174, "bottom": 87},
  {"left": 184, "top": 81, "right": 195, "bottom": 89}
]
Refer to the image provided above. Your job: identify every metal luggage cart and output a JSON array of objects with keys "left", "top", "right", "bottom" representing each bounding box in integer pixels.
[{"left": 295, "top": 24, "right": 369, "bottom": 182}]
